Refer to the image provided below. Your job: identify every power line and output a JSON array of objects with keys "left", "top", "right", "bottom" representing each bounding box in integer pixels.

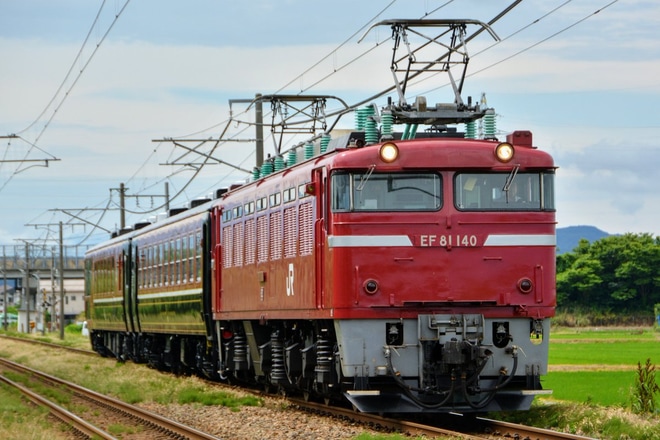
[
  {"left": 13, "top": 1, "right": 628, "bottom": 246},
  {"left": 0, "top": 0, "right": 132, "bottom": 195},
  {"left": 467, "top": 0, "right": 621, "bottom": 77}
]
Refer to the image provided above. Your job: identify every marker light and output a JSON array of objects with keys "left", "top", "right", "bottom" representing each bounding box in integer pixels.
[
  {"left": 495, "top": 142, "right": 515, "bottom": 162},
  {"left": 364, "top": 279, "right": 379, "bottom": 295},
  {"left": 379, "top": 142, "right": 399, "bottom": 163},
  {"left": 518, "top": 278, "right": 533, "bottom": 294}
]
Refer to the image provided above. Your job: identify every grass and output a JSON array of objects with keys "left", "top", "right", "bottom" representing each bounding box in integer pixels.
[
  {"left": 544, "top": 371, "right": 638, "bottom": 406},
  {"left": 493, "top": 326, "right": 660, "bottom": 439},
  {"left": 0, "top": 331, "right": 268, "bottom": 439},
  {"left": 178, "top": 386, "right": 263, "bottom": 408},
  {"left": 3, "top": 325, "right": 660, "bottom": 439},
  {"left": 549, "top": 340, "right": 660, "bottom": 365},
  {"left": 499, "top": 401, "right": 659, "bottom": 440},
  {"left": 551, "top": 327, "right": 658, "bottom": 341},
  {"left": 545, "top": 326, "right": 660, "bottom": 407},
  {"left": 0, "top": 381, "right": 72, "bottom": 440}
]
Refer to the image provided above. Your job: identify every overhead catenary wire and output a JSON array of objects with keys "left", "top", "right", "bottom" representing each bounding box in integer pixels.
[
  {"left": 0, "top": 0, "right": 132, "bottom": 195},
  {"left": 465, "top": 0, "right": 621, "bottom": 79},
  {"left": 92, "top": 0, "right": 619, "bottom": 237},
  {"left": 9, "top": 0, "right": 466, "bottom": 242},
  {"left": 416, "top": 0, "right": 621, "bottom": 98},
  {"left": 15, "top": 0, "right": 627, "bottom": 247}
]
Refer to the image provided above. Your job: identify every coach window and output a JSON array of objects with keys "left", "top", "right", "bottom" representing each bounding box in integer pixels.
[
  {"left": 298, "top": 183, "right": 311, "bottom": 198},
  {"left": 180, "top": 237, "right": 186, "bottom": 284},
  {"left": 187, "top": 234, "right": 194, "bottom": 282},
  {"left": 283, "top": 187, "right": 296, "bottom": 203},
  {"left": 155, "top": 246, "right": 159, "bottom": 286},
  {"left": 256, "top": 197, "right": 267, "bottom": 211},
  {"left": 269, "top": 192, "right": 281, "bottom": 207},
  {"left": 454, "top": 172, "right": 555, "bottom": 211},
  {"left": 331, "top": 173, "right": 350, "bottom": 210},
  {"left": 332, "top": 172, "right": 441, "bottom": 212},
  {"left": 163, "top": 241, "right": 170, "bottom": 286},
  {"left": 543, "top": 173, "right": 555, "bottom": 210},
  {"left": 195, "top": 231, "right": 202, "bottom": 281},
  {"left": 147, "top": 246, "right": 153, "bottom": 288},
  {"left": 159, "top": 242, "right": 165, "bottom": 286},
  {"left": 175, "top": 238, "right": 181, "bottom": 284},
  {"left": 168, "top": 240, "right": 175, "bottom": 285}
]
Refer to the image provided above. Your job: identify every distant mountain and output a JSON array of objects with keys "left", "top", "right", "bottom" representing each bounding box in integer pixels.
[{"left": 556, "top": 225, "right": 610, "bottom": 254}]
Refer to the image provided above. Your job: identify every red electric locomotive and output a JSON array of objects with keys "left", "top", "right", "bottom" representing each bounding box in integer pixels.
[
  {"left": 208, "top": 124, "right": 555, "bottom": 413},
  {"left": 85, "top": 18, "right": 556, "bottom": 413}
]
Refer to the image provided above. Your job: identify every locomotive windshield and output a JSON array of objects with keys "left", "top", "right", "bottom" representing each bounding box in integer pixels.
[
  {"left": 454, "top": 171, "right": 555, "bottom": 211},
  {"left": 332, "top": 172, "right": 442, "bottom": 212}
]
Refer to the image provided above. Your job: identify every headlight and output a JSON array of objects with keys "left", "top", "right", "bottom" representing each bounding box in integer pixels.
[
  {"left": 495, "top": 142, "right": 514, "bottom": 162},
  {"left": 379, "top": 142, "right": 399, "bottom": 163}
]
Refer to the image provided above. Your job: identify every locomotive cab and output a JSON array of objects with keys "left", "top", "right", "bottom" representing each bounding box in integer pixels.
[{"left": 324, "top": 135, "right": 556, "bottom": 412}]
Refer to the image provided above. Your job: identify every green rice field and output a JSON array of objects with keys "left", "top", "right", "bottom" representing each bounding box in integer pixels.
[{"left": 542, "top": 327, "right": 660, "bottom": 406}]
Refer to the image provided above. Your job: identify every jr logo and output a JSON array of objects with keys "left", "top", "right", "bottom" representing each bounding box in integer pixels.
[{"left": 286, "top": 263, "right": 294, "bottom": 296}]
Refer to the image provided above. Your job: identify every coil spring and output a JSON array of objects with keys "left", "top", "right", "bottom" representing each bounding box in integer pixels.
[
  {"left": 233, "top": 333, "right": 248, "bottom": 370},
  {"left": 315, "top": 337, "right": 332, "bottom": 373},
  {"left": 271, "top": 334, "right": 286, "bottom": 382}
]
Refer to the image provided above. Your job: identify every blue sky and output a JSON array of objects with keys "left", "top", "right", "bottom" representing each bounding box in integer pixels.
[{"left": 1, "top": 0, "right": 659, "bottom": 247}]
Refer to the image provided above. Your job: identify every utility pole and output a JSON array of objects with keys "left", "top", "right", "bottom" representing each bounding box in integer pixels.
[
  {"left": 24, "top": 221, "right": 89, "bottom": 335},
  {"left": 2, "top": 246, "right": 7, "bottom": 331},
  {"left": 59, "top": 222, "right": 65, "bottom": 340},
  {"left": 50, "top": 251, "right": 55, "bottom": 333},
  {"left": 25, "top": 244, "right": 30, "bottom": 333},
  {"left": 111, "top": 182, "right": 169, "bottom": 229},
  {"left": 120, "top": 182, "right": 126, "bottom": 230}
]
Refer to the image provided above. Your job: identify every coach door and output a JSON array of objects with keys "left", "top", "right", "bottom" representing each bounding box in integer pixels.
[
  {"left": 122, "top": 241, "right": 139, "bottom": 333},
  {"left": 210, "top": 206, "right": 222, "bottom": 314},
  {"left": 313, "top": 167, "right": 326, "bottom": 309},
  {"left": 201, "top": 219, "right": 214, "bottom": 338}
]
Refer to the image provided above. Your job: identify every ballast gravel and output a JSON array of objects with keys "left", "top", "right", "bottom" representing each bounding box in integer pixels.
[{"left": 139, "top": 399, "right": 383, "bottom": 440}]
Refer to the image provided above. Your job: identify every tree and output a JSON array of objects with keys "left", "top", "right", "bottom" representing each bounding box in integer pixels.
[
  {"left": 556, "top": 252, "right": 602, "bottom": 307},
  {"left": 556, "top": 233, "right": 660, "bottom": 313}
]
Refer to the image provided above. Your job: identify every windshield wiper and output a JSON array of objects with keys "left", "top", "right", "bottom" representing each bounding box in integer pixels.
[
  {"left": 356, "top": 164, "right": 376, "bottom": 191},
  {"left": 502, "top": 164, "right": 520, "bottom": 193}
]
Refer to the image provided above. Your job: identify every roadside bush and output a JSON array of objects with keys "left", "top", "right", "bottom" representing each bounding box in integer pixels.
[
  {"left": 65, "top": 323, "right": 83, "bottom": 334},
  {"left": 630, "top": 358, "right": 660, "bottom": 414},
  {"left": 553, "top": 309, "right": 654, "bottom": 327}
]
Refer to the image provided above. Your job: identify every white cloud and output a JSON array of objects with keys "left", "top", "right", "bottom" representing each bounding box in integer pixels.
[{"left": 2, "top": 0, "right": 660, "bottom": 243}]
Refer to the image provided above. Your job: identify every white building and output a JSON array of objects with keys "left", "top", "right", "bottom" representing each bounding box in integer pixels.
[{"left": 17, "top": 277, "right": 85, "bottom": 334}]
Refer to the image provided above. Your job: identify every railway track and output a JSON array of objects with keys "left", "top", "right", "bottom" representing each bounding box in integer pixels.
[
  {"left": 2, "top": 335, "right": 597, "bottom": 440},
  {"left": 0, "top": 357, "right": 218, "bottom": 440},
  {"left": 290, "top": 397, "right": 597, "bottom": 440}
]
